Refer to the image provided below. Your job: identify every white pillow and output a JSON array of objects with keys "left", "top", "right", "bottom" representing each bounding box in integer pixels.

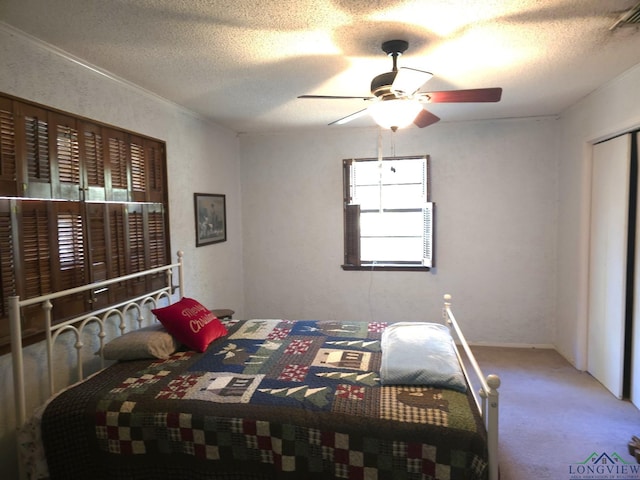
[{"left": 380, "top": 322, "right": 467, "bottom": 392}]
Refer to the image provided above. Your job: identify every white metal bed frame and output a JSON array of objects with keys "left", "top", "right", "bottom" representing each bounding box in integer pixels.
[
  {"left": 9, "top": 254, "right": 499, "bottom": 480},
  {"left": 443, "top": 294, "right": 501, "bottom": 480},
  {"left": 10, "top": 251, "right": 184, "bottom": 429}
]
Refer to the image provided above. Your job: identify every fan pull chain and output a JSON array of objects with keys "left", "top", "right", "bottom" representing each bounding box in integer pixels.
[
  {"left": 378, "top": 129, "right": 383, "bottom": 213},
  {"left": 391, "top": 129, "right": 396, "bottom": 157}
]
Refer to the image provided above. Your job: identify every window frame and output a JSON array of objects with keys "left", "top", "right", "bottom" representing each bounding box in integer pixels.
[{"left": 342, "top": 155, "right": 433, "bottom": 272}]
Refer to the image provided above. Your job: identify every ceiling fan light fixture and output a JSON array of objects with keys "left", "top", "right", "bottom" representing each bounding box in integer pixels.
[
  {"left": 300, "top": 39, "right": 502, "bottom": 130},
  {"left": 368, "top": 98, "right": 423, "bottom": 131}
]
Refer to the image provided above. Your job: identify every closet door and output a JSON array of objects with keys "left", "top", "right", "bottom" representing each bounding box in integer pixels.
[{"left": 588, "top": 134, "right": 631, "bottom": 399}]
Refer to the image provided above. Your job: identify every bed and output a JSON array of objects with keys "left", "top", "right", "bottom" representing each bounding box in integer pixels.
[{"left": 10, "top": 252, "right": 500, "bottom": 480}]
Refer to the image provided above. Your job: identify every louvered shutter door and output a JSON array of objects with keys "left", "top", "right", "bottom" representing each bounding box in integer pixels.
[
  {"left": 50, "top": 113, "right": 80, "bottom": 200},
  {"left": 108, "top": 204, "right": 128, "bottom": 303},
  {"left": 130, "top": 136, "right": 147, "bottom": 202},
  {"left": 0, "top": 98, "right": 20, "bottom": 196},
  {"left": 148, "top": 204, "right": 166, "bottom": 268},
  {"left": 148, "top": 204, "right": 168, "bottom": 289},
  {"left": 126, "top": 204, "right": 147, "bottom": 295},
  {"left": 87, "top": 203, "right": 107, "bottom": 282},
  {"left": 52, "top": 202, "right": 88, "bottom": 318},
  {"left": 79, "top": 121, "right": 106, "bottom": 201},
  {"left": 86, "top": 203, "right": 111, "bottom": 309},
  {"left": 0, "top": 200, "right": 16, "bottom": 343},
  {"left": 146, "top": 139, "right": 165, "bottom": 202},
  {"left": 56, "top": 203, "right": 85, "bottom": 288},
  {"left": 105, "top": 128, "right": 130, "bottom": 201},
  {"left": 20, "top": 200, "right": 52, "bottom": 298},
  {"left": 18, "top": 104, "right": 52, "bottom": 198},
  {"left": 109, "top": 204, "right": 126, "bottom": 277},
  {"left": 128, "top": 205, "right": 145, "bottom": 272},
  {"left": 18, "top": 200, "right": 53, "bottom": 333}
]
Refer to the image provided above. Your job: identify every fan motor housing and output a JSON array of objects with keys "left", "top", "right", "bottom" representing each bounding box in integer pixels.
[{"left": 370, "top": 71, "right": 397, "bottom": 99}]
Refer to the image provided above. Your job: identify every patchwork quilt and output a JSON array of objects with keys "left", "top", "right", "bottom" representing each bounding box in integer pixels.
[{"left": 41, "top": 319, "right": 488, "bottom": 480}]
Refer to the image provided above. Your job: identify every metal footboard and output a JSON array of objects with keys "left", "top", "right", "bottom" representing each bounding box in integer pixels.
[{"left": 443, "top": 294, "right": 500, "bottom": 480}]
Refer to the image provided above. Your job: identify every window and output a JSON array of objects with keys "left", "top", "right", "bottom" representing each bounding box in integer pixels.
[{"left": 342, "top": 155, "right": 433, "bottom": 271}]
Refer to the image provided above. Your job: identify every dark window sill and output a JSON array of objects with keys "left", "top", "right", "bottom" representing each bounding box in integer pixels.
[{"left": 341, "top": 264, "right": 431, "bottom": 272}]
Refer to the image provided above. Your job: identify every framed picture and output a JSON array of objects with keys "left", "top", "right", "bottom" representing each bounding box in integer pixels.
[{"left": 194, "top": 193, "right": 227, "bottom": 246}]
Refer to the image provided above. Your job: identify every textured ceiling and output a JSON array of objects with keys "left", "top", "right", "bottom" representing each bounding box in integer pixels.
[{"left": 1, "top": 0, "right": 640, "bottom": 133}]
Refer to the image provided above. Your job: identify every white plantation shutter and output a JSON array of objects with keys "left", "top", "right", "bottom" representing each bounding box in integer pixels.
[{"left": 423, "top": 202, "right": 433, "bottom": 267}]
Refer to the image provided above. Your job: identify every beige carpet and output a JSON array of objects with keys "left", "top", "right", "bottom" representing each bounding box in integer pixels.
[{"left": 470, "top": 346, "right": 640, "bottom": 480}]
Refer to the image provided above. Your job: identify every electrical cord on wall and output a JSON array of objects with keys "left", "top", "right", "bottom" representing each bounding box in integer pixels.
[{"left": 368, "top": 261, "right": 376, "bottom": 323}]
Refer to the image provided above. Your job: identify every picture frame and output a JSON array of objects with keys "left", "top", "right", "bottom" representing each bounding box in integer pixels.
[{"left": 194, "top": 193, "right": 227, "bottom": 246}]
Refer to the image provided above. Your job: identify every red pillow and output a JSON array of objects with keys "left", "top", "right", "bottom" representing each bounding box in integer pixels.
[{"left": 152, "top": 297, "right": 227, "bottom": 352}]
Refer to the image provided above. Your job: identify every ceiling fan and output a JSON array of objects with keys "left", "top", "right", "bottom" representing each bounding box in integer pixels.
[{"left": 298, "top": 40, "right": 502, "bottom": 131}]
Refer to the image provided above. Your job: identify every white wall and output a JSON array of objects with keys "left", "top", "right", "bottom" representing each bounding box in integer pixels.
[
  {"left": 0, "top": 25, "right": 245, "bottom": 478},
  {"left": 556, "top": 62, "right": 640, "bottom": 369},
  {"left": 239, "top": 117, "right": 559, "bottom": 346}
]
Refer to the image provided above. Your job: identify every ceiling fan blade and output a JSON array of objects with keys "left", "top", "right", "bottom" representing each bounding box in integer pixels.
[
  {"left": 391, "top": 67, "right": 433, "bottom": 97},
  {"left": 420, "top": 87, "right": 502, "bottom": 103},
  {"left": 298, "top": 95, "right": 373, "bottom": 100},
  {"left": 413, "top": 109, "right": 440, "bottom": 128},
  {"left": 329, "top": 108, "right": 369, "bottom": 126}
]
